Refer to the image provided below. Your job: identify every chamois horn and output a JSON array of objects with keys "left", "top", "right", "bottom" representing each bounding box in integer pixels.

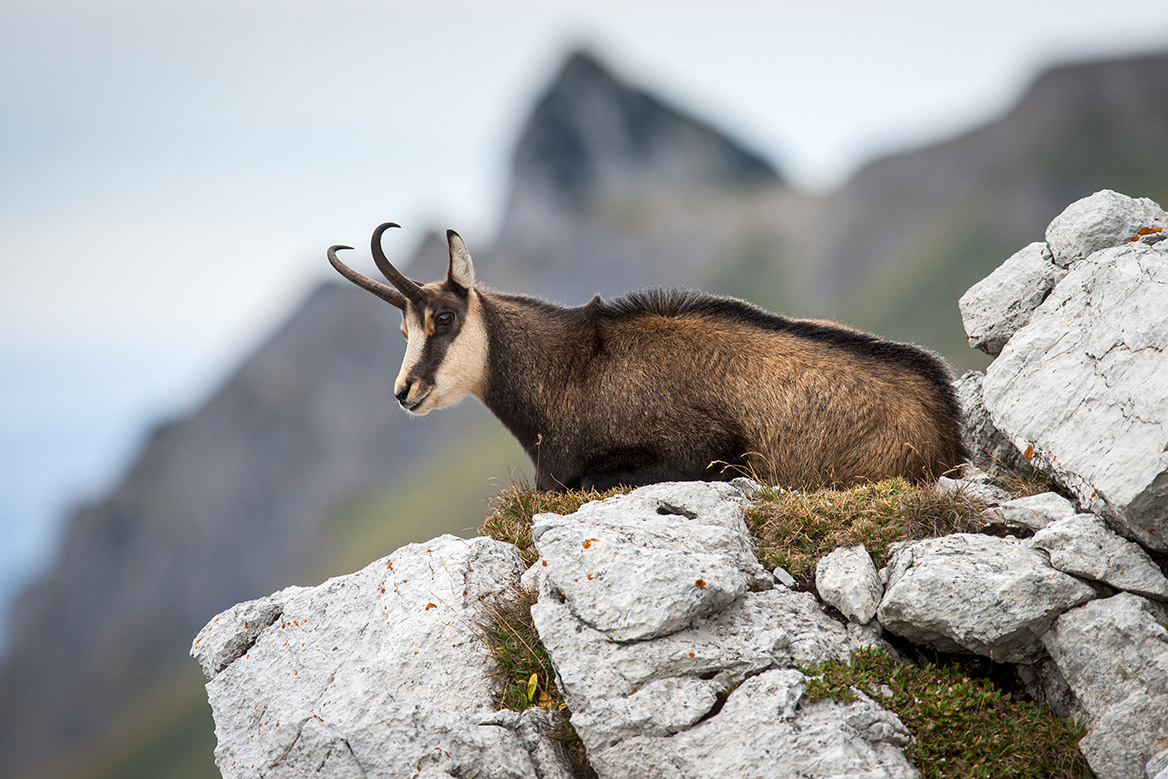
[
  {"left": 370, "top": 222, "right": 424, "bottom": 303},
  {"left": 327, "top": 244, "right": 408, "bottom": 310}
]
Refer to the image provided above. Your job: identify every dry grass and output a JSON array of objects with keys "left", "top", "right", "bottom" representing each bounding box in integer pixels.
[
  {"left": 746, "top": 477, "right": 987, "bottom": 587},
  {"left": 479, "top": 480, "right": 631, "bottom": 567}
]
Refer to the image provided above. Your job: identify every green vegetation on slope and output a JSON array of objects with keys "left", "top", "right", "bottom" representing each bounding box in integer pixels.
[{"left": 803, "top": 648, "right": 1092, "bottom": 778}]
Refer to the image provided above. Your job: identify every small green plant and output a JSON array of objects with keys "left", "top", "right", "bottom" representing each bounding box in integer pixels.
[
  {"left": 746, "top": 477, "right": 986, "bottom": 587},
  {"left": 480, "top": 480, "right": 631, "bottom": 567},
  {"left": 802, "top": 649, "right": 1091, "bottom": 778},
  {"left": 474, "top": 585, "right": 596, "bottom": 778}
]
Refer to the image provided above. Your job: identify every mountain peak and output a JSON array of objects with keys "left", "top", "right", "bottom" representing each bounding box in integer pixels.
[{"left": 504, "top": 49, "right": 779, "bottom": 217}]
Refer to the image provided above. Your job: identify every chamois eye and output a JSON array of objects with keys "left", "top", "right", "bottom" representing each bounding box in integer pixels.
[{"left": 435, "top": 312, "right": 455, "bottom": 328}]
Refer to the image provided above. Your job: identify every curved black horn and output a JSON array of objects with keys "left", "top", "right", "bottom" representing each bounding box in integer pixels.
[
  {"left": 371, "top": 222, "right": 424, "bottom": 302},
  {"left": 328, "top": 245, "right": 408, "bottom": 310}
]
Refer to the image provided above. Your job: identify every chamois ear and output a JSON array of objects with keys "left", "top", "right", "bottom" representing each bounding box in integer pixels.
[{"left": 446, "top": 229, "right": 475, "bottom": 291}]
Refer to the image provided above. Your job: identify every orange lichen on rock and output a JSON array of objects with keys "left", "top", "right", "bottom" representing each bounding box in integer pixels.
[{"left": 695, "top": 579, "right": 707, "bottom": 589}]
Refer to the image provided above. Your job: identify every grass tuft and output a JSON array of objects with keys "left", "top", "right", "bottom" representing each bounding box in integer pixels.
[
  {"left": 479, "top": 479, "right": 631, "bottom": 567},
  {"left": 803, "top": 649, "right": 1092, "bottom": 778},
  {"left": 746, "top": 477, "right": 986, "bottom": 587},
  {"left": 474, "top": 584, "right": 596, "bottom": 778}
]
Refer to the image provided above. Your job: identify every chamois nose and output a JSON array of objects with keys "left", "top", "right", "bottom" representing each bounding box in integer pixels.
[{"left": 395, "top": 382, "right": 412, "bottom": 406}]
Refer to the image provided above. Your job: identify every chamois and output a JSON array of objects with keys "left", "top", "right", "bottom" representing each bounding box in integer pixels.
[{"left": 328, "top": 223, "right": 967, "bottom": 491}]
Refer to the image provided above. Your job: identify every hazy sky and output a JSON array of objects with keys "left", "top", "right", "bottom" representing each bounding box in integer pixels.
[{"left": 2, "top": 0, "right": 1167, "bottom": 643}]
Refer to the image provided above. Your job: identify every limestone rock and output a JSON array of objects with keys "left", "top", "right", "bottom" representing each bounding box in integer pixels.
[
  {"left": 586, "top": 669, "right": 918, "bottom": 779},
  {"left": 953, "top": 370, "right": 1029, "bottom": 472},
  {"left": 877, "top": 534, "right": 1095, "bottom": 663},
  {"left": 982, "top": 242, "right": 1168, "bottom": 551},
  {"left": 959, "top": 241, "right": 1065, "bottom": 355},
  {"left": 1032, "top": 514, "right": 1168, "bottom": 600},
  {"left": 531, "top": 574, "right": 857, "bottom": 749},
  {"left": 816, "top": 545, "right": 883, "bottom": 624},
  {"left": 530, "top": 481, "right": 770, "bottom": 642},
  {"left": 191, "top": 535, "right": 571, "bottom": 779},
  {"left": 934, "top": 473, "right": 1014, "bottom": 506},
  {"left": 1042, "top": 593, "right": 1168, "bottom": 779},
  {"left": 192, "top": 586, "right": 303, "bottom": 680},
  {"left": 530, "top": 481, "right": 912, "bottom": 776},
  {"left": 1148, "top": 747, "right": 1168, "bottom": 779},
  {"left": 1045, "top": 189, "right": 1168, "bottom": 268},
  {"left": 773, "top": 566, "right": 797, "bottom": 588},
  {"left": 979, "top": 491, "right": 1078, "bottom": 533}
]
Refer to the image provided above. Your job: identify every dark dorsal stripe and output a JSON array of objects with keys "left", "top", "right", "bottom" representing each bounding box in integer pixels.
[{"left": 598, "top": 287, "right": 956, "bottom": 396}]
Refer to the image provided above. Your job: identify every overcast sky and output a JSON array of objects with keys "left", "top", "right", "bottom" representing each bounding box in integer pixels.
[{"left": 1, "top": 0, "right": 1166, "bottom": 644}]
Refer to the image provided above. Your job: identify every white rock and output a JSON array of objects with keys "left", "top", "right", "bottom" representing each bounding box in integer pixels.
[
  {"left": 532, "top": 585, "right": 854, "bottom": 720},
  {"left": 1045, "top": 189, "right": 1168, "bottom": 268},
  {"left": 1042, "top": 593, "right": 1168, "bottom": 779},
  {"left": 191, "top": 585, "right": 304, "bottom": 680},
  {"left": 979, "top": 491, "right": 1078, "bottom": 532},
  {"left": 531, "top": 481, "right": 770, "bottom": 642},
  {"left": 982, "top": 243, "right": 1168, "bottom": 550},
  {"left": 816, "top": 545, "right": 883, "bottom": 624},
  {"left": 529, "top": 481, "right": 911, "bottom": 775},
  {"left": 773, "top": 566, "right": 797, "bottom": 588},
  {"left": 1032, "top": 514, "right": 1168, "bottom": 600},
  {"left": 191, "top": 535, "right": 571, "bottom": 779},
  {"left": 959, "top": 242, "right": 1065, "bottom": 355},
  {"left": 953, "top": 371, "right": 1029, "bottom": 472},
  {"left": 586, "top": 669, "right": 918, "bottom": 779},
  {"left": 877, "top": 534, "right": 1095, "bottom": 663},
  {"left": 1147, "top": 747, "right": 1168, "bottom": 779},
  {"left": 934, "top": 475, "right": 1014, "bottom": 506}
]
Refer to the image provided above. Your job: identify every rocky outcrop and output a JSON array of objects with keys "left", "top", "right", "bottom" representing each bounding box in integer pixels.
[
  {"left": 956, "top": 189, "right": 1168, "bottom": 778},
  {"left": 1042, "top": 594, "right": 1168, "bottom": 779},
  {"left": 525, "top": 482, "right": 911, "bottom": 778},
  {"left": 191, "top": 535, "right": 574, "bottom": 779},
  {"left": 877, "top": 534, "right": 1095, "bottom": 663},
  {"left": 970, "top": 190, "right": 1168, "bottom": 550}
]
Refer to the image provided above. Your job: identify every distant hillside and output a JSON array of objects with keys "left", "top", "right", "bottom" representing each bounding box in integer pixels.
[
  {"left": 2, "top": 47, "right": 1167, "bottom": 778},
  {"left": 796, "top": 52, "right": 1168, "bottom": 363}
]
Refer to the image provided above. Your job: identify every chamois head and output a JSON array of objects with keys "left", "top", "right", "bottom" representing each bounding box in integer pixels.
[{"left": 328, "top": 223, "right": 487, "bottom": 415}]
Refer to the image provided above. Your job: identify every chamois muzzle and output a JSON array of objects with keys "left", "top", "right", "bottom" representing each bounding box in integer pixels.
[{"left": 327, "top": 222, "right": 424, "bottom": 310}]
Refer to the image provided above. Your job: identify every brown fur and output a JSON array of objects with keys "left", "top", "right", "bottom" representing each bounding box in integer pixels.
[{"left": 476, "top": 290, "right": 966, "bottom": 491}]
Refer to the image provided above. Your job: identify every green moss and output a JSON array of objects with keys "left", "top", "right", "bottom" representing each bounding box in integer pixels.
[{"left": 803, "top": 649, "right": 1092, "bottom": 778}]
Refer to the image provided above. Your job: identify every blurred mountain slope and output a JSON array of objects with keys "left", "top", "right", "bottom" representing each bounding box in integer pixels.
[{"left": 801, "top": 52, "right": 1168, "bottom": 362}]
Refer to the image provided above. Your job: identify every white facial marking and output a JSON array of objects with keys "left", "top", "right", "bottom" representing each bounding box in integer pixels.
[
  {"left": 432, "top": 291, "right": 487, "bottom": 407},
  {"left": 393, "top": 289, "right": 488, "bottom": 415}
]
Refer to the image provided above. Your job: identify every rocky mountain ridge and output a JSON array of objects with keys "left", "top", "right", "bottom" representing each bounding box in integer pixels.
[{"left": 194, "top": 190, "right": 1168, "bottom": 778}]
